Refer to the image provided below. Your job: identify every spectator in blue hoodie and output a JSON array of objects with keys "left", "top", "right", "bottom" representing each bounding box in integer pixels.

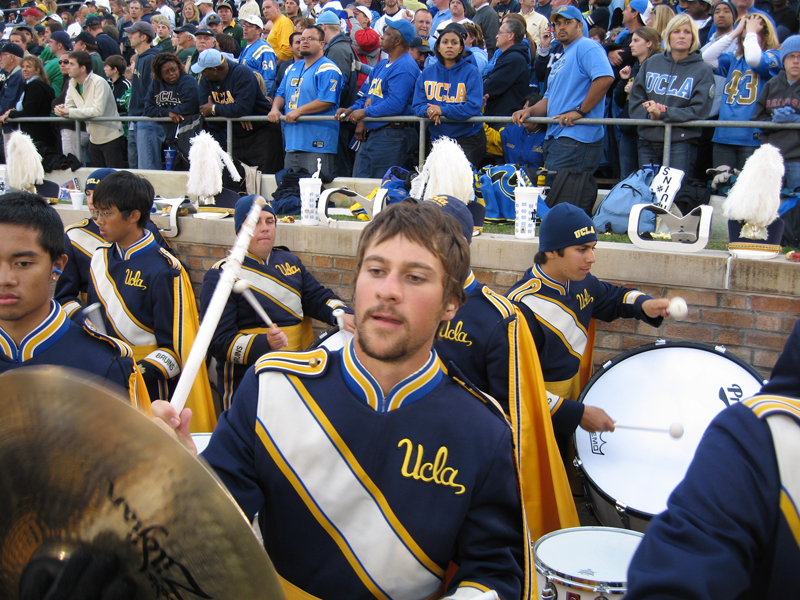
[
  {"left": 144, "top": 52, "right": 200, "bottom": 154},
  {"left": 413, "top": 22, "right": 485, "bottom": 166}
]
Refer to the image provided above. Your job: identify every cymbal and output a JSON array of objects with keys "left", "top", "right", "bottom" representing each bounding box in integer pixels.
[{"left": 0, "top": 366, "right": 286, "bottom": 600}]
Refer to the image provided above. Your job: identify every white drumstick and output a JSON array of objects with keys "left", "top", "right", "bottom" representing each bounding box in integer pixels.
[
  {"left": 170, "top": 198, "right": 266, "bottom": 414},
  {"left": 232, "top": 280, "right": 274, "bottom": 327},
  {"left": 332, "top": 308, "right": 347, "bottom": 347},
  {"left": 84, "top": 302, "right": 107, "bottom": 336},
  {"left": 614, "top": 422, "right": 684, "bottom": 439}
]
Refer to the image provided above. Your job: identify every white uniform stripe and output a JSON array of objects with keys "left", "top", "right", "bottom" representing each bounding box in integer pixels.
[
  {"left": 519, "top": 295, "right": 587, "bottom": 357},
  {"left": 69, "top": 228, "right": 105, "bottom": 258},
  {"left": 238, "top": 267, "right": 304, "bottom": 319},
  {"left": 257, "top": 374, "right": 442, "bottom": 600},
  {"left": 91, "top": 251, "right": 156, "bottom": 346}
]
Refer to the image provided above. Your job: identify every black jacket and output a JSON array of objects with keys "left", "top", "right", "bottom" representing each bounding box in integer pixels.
[
  {"left": 483, "top": 42, "right": 530, "bottom": 117},
  {"left": 8, "top": 77, "right": 56, "bottom": 148}
]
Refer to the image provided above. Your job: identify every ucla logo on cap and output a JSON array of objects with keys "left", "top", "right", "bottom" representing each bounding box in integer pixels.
[
  {"left": 87, "top": 178, "right": 100, "bottom": 186},
  {"left": 574, "top": 226, "right": 595, "bottom": 239},
  {"left": 428, "top": 195, "right": 451, "bottom": 207}
]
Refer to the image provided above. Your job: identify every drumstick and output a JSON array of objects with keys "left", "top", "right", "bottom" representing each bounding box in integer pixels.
[
  {"left": 84, "top": 302, "right": 107, "bottom": 336},
  {"left": 332, "top": 308, "right": 347, "bottom": 347},
  {"left": 170, "top": 198, "right": 266, "bottom": 414},
  {"left": 614, "top": 422, "right": 684, "bottom": 439},
  {"left": 231, "top": 280, "right": 288, "bottom": 349}
]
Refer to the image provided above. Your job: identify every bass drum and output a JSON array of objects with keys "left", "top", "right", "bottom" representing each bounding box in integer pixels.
[
  {"left": 307, "top": 326, "right": 354, "bottom": 352},
  {"left": 574, "top": 340, "right": 765, "bottom": 532}
]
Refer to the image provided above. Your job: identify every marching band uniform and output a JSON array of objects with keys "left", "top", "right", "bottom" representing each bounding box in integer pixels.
[
  {"left": 86, "top": 230, "right": 215, "bottom": 431},
  {"left": 0, "top": 299, "right": 150, "bottom": 410},
  {"left": 626, "top": 320, "right": 800, "bottom": 600},
  {"left": 201, "top": 341, "right": 528, "bottom": 600},
  {"left": 56, "top": 217, "right": 169, "bottom": 319},
  {"left": 507, "top": 263, "right": 661, "bottom": 435},
  {"left": 200, "top": 247, "right": 351, "bottom": 409}
]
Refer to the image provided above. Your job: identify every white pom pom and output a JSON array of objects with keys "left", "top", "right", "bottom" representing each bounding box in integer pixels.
[
  {"left": 232, "top": 280, "right": 250, "bottom": 294},
  {"left": 669, "top": 423, "right": 684, "bottom": 439},
  {"left": 669, "top": 297, "right": 688, "bottom": 320}
]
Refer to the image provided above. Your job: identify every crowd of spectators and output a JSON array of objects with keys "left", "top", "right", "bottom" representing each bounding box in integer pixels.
[{"left": 0, "top": 0, "right": 797, "bottom": 189}]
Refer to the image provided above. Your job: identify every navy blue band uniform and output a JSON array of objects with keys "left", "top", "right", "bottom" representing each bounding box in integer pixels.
[
  {"left": 506, "top": 264, "right": 662, "bottom": 435},
  {"left": 0, "top": 299, "right": 149, "bottom": 410},
  {"left": 200, "top": 341, "right": 528, "bottom": 600},
  {"left": 434, "top": 270, "right": 516, "bottom": 411},
  {"left": 86, "top": 231, "right": 189, "bottom": 402},
  {"left": 200, "top": 247, "right": 352, "bottom": 410},
  {"left": 55, "top": 217, "right": 171, "bottom": 319}
]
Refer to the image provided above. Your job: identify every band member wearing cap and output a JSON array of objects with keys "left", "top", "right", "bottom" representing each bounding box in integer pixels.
[
  {"left": 0, "top": 192, "right": 149, "bottom": 410},
  {"left": 54, "top": 168, "right": 170, "bottom": 320},
  {"left": 507, "top": 203, "right": 671, "bottom": 436},
  {"left": 200, "top": 195, "right": 353, "bottom": 410},
  {"left": 155, "top": 201, "right": 528, "bottom": 600},
  {"left": 626, "top": 320, "right": 800, "bottom": 600},
  {"left": 83, "top": 171, "right": 215, "bottom": 430}
]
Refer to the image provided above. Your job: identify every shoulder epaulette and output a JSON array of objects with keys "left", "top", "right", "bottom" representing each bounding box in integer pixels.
[
  {"left": 82, "top": 321, "right": 134, "bottom": 358},
  {"left": 158, "top": 247, "right": 183, "bottom": 271},
  {"left": 507, "top": 277, "right": 542, "bottom": 304},
  {"left": 211, "top": 258, "right": 227, "bottom": 270},
  {"left": 255, "top": 349, "right": 329, "bottom": 377},
  {"left": 273, "top": 245, "right": 291, "bottom": 252},
  {"left": 65, "top": 219, "right": 91, "bottom": 232},
  {"left": 482, "top": 286, "right": 515, "bottom": 319},
  {"left": 446, "top": 361, "right": 510, "bottom": 425},
  {"left": 745, "top": 395, "right": 800, "bottom": 422}
]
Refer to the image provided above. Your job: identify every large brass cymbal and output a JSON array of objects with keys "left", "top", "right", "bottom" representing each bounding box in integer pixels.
[{"left": 0, "top": 366, "right": 286, "bottom": 600}]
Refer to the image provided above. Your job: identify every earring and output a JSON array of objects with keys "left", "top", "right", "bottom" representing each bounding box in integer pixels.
[{"left": 446, "top": 303, "right": 455, "bottom": 311}]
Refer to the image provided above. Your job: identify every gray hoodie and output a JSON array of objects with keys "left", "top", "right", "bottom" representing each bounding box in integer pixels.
[{"left": 629, "top": 50, "right": 716, "bottom": 143}]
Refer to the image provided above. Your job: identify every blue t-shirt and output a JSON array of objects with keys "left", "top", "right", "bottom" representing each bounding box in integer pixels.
[
  {"left": 239, "top": 39, "right": 278, "bottom": 97},
  {"left": 277, "top": 56, "right": 343, "bottom": 154},
  {"left": 350, "top": 52, "right": 419, "bottom": 130},
  {"left": 544, "top": 36, "right": 613, "bottom": 143},
  {"left": 713, "top": 49, "right": 781, "bottom": 147}
]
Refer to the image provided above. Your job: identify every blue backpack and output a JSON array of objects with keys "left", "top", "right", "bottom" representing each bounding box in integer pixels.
[
  {"left": 593, "top": 168, "right": 657, "bottom": 234},
  {"left": 473, "top": 164, "right": 533, "bottom": 222}
]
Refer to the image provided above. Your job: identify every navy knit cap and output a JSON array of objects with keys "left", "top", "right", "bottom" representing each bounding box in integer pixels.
[
  {"left": 539, "top": 203, "right": 597, "bottom": 252},
  {"left": 424, "top": 195, "right": 474, "bottom": 244},
  {"left": 781, "top": 35, "right": 800, "bottom": 63},
  {"left": 712, "top": 0, "right": 737, "bottom": 21},
  {"left": 85, "top": 168, "right": 116, "bottom": 192},
  {"left": 234, "top": 195, "right": 276, "bottom": 232}
]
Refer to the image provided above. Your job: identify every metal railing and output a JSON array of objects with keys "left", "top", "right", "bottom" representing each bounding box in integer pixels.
[{"left": 8, "top": 114, "right": 800, "bottom": 170}]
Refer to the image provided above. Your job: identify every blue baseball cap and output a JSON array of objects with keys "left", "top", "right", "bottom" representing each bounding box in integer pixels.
[
  {"left": 191, "top": 48, "right": 225, "bottom": 73},
  {"left": 316, "top": 10, "right": 340, "bottom": 25},
  {"left": 49, "top": 30, "right": 72, "bottom": 49},
  {"left": 627, "top": 0, "right": 648, "bottom": 16},
  {"left": 234, "top": 195, "right": 276, "bottom": 232},
  {"left": 85, "top": 168, "right": 117, "bottom": 191},
  {"left": 424, "top": 195, "right": 474, "bottom": 244},
  {"left": 539, "top": 203, "right": 597, "bottom": 252},
  {"left": 550, "top": 5, "right": 584, "bottom": 22},
  {"left": 385, "top": 17, "right": 416, "bottom": 44}
]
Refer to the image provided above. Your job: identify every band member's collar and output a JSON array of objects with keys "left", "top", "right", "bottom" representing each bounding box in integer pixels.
[
  {"left": 116, "top": 230, "right": 155, "bottom": 261},
  {"left": 245, "top": 251, "right": 270, "bottom": 266},
  {"left": 533, "top": 263, "right": 567, "bottom": 296},
  {"left": 0, "top": 300, "right": 70, "bottom": 363},
  {"left": 340, "top": 339, "right": 443, "bottom": 413},
  {"left": 463, "top": 269, "right": 478, "bottom": 294}
]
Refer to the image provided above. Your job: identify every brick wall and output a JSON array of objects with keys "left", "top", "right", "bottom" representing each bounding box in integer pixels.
[{"left": 172, "top": 243, "right": 796, "bottom": 379}]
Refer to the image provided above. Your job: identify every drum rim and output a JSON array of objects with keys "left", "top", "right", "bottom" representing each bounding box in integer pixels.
[
  {"left": 307, "top": 325, "right": 341, "bottom": 350},
  {"left": 572, "top": 340, "right": 765, "bottom": 523},
  {"left": 534, "top": 526, "right": 644, "bottom": 591}
]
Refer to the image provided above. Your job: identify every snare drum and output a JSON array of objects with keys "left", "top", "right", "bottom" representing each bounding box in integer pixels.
[
  {"left": 574, "top": 341, "right": 764, "bottom": 531},
  {"left": 534, "top": 527, "right": 643, "bottom": 599},
  {"left": 307, "top": 326, "right": 354, "bottom": 352}
]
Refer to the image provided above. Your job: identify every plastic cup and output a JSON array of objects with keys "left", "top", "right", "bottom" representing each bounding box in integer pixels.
[
  {"left": 298, "top": 177, "right": 322, "bottom": 226},
  {"left": 514, "top": 186, "right": 541, "bottom": 239},
  {"left": 163, "top": 148, "right": 177, "bottom": 171},
  {"left": 70, "top": 191, "right": 85, "bottom": 210}
]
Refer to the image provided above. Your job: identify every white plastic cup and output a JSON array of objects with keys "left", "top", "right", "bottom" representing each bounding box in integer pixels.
[
  {"left": 70, "top": 191, "right": 85, "bottom": 210},
  {"left": 299, "top": 177, "right": 322, "bottom": 226},
  {"left": 514, "top": 186, "right": 541, "bottom": 239}
]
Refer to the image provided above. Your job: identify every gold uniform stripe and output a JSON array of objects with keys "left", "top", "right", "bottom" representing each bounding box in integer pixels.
[{"left": 780, "top": 489, "right": 800, "bottom": 550}]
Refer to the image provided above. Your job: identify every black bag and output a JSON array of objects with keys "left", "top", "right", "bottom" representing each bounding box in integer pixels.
[
  {"left": 781, "top": 198, "right": 800, "bottom": 248},
  {"left": 673, "top": 178, "right": 712, "bottom": 216},
  {"left": 545, "top": 168, "right": 598, "bottom": 216},
  {"left": 169, "top": 113, "right": 204, "bottom": 171}
]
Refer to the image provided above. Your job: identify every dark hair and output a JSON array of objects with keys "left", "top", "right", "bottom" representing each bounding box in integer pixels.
[
  {"left": 303, "top": 25, "right": 325, "bottom": 41},
  {"left": 45, "top": 21, "right": 64, "bottom": 32},
  {"left": 151, "top": 52, "right": 184, "bottom": 79},
  {"left": 523, "top": 91, "right": 542, "bottom": 107},
  {"left": 104, "top": 54, "right": 127, "bottom": 77},
  {"left": 632, "top": 26, "right": 664, "bottom": 59},
  {"left": 589, "top": 26, "right": 606, "bottom": 41},
  {"left": 215, "top": 32, "right": 238, "bottom": 53},
  {"left": 93, "top": 171, "right": 154, "bottom": 228},
  {"left": 533, "top": 248, "right": 564, "bottom": 264},
  {"left": 462, "top": 21, "right": 484, "bottom": 49},
  {"left": 0, "top": 192, "right": 64, "bottom": 260},
  {"left": 68, "top": 50, "right": 93, "bottom": 73},
  {"left": 435, "top": 28, "right": 468, "bottom": 62},
  {"left": 289, "top": 31, "right": 300, "bottom": 45},
  {"left": 355, "top": 201, "right": 469, "bottom": 307}
]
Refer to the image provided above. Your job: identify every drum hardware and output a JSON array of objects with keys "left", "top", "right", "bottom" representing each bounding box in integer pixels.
[
  {"left": 307, "top": 326, "right": 354, "bottom": 352},
  {"left": 573, "top": 341, "right": 764, "bottom": 532},
  {"left": 231, "top": 280, "right": 288, "bottom": 349},
  {"left": 0, "top": 366, "right": 286, "bottom": 600},
  {"left": 332, "top": 308, "right": 348, "bottom": 347},
  {"left": 83, "top": 302, "right": 107, "bottom": 335}
]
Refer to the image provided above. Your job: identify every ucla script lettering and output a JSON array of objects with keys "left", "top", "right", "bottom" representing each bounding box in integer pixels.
[
  {"left": 276, "top": 262, "right": 301, "bottom": 276},
  {"left": 124, "top": 269, "right": 147, "bottom": 290},
  {"left": 438, "top": 320, "right": 473, "bottom": 346},
  {"left": 576, "top": 289, "right": 593, "bottom": 310},
  {"left": 397, "top": 439, "right": 466, "bottom": 495}
]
